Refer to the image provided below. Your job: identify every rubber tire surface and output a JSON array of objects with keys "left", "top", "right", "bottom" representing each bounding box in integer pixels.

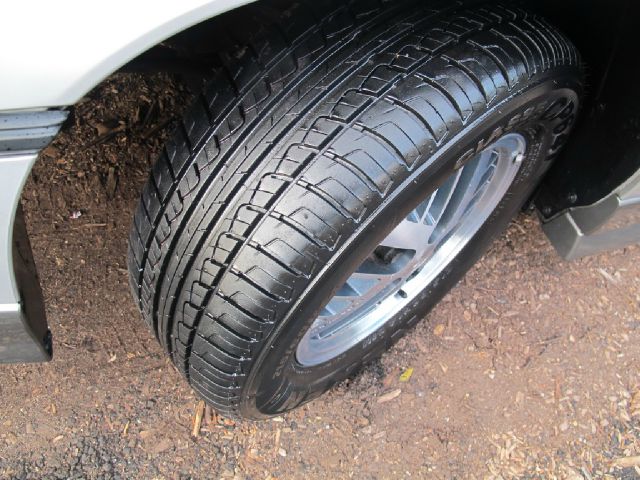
[{"left": 128, "top": 0, "right": 582, "bottom": 419}]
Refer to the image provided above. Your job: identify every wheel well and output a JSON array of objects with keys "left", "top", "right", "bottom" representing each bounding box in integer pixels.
[{"left": 521, "top": 0, "right": 640, "bottom": 216}]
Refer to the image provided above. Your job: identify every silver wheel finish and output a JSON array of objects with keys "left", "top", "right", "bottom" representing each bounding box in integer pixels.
[{"left": 296, "top": 133, "right": 527, "bottom": 366}]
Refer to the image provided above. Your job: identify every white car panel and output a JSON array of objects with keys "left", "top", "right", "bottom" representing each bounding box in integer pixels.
[
  {"left": 0, "top": 0, "right": 253, "bottom": 111},
  {"left": 0, "top": 153, "right": 36, "bottom": 304}
]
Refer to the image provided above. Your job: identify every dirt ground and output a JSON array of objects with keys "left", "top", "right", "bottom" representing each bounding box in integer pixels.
[{"left": 1, "top": 73, "right": 640, "bottom": 480}]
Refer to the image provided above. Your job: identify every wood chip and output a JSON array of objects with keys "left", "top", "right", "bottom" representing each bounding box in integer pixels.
[
  {"left": 274, "top": 428, "right": 281, "bottom": 458},
  {"left": 105, "top": 167, "right": 118, "bottom": 199},
  {"left": 382, "top": 367, "right": 399, "bottom": 388},
  {"left": 554, "top": 376, "right": 562, "bottom": 403},
  {"left": 597, "top": 268, "right": 619, "bottom": 285},
  {"left": 192, "top": 400, "right": 205, "bottom": 438},
  {"left": 562, "top": 465, "right": 584, "bottom": 480},
  {"left": 377, "top": 389, "right": 401, "bottom": 404},
  {"left": 612, "top": 456, "right": 640, "bottom": 468},
  {"left": 630, "top": 389, "right": 640, "bottom": 417},
  {"left": 42, "top": 145, "right": 59, "bottom": 158}
]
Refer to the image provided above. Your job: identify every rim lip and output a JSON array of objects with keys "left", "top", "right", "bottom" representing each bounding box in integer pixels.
[{"left": 296, "top": 133, "right": 527, "bottom": 367}]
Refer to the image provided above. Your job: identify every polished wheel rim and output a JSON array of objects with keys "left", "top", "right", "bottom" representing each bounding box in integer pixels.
[{"left": 296, "top": 133, "right": 527, "bottom": 366}]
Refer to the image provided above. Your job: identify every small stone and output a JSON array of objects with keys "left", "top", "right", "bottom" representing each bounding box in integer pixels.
[{"left": 278, "top": 448, "right": 287, "bottom": 457}]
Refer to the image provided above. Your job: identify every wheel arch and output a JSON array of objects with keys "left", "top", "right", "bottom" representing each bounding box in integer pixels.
[{"left": 0, "top": 0, "right": 258, "bottom": 362}]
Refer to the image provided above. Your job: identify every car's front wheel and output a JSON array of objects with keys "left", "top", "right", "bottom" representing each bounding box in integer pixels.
[{"left": 128, "top": 0, "right": 582, "bottom": 419}]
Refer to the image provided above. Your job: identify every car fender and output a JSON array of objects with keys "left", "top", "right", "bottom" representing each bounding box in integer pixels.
[{"left": 0, "top": 0, "right": 253, "bottom": 111}]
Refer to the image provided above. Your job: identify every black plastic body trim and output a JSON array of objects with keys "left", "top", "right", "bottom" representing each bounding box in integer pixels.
[
  {"left": 0, "top": 206, "right": 52, "bottom": 362},
  {"left": 525, "top": 0, "right": 640, "bottom": 218}
]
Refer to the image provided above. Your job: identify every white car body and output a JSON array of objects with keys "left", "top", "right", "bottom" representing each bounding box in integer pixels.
[{"left": 0, "top": 0, "right": 252, "bottom": 111}]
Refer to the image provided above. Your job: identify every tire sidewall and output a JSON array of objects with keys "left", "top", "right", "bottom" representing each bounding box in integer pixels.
[{"left": 242, "top": 71, "right": 581, "bottom": 418}]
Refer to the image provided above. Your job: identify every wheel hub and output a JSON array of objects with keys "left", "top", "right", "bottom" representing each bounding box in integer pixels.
[{"left": 296, "top": 133, "right": 527, "bottom": 366}]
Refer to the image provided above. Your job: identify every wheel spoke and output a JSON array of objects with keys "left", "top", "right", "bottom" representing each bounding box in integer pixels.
[
  {"left": 378, "top": 218, "right": 435, "bottom": 253},
  {"left": 405, "top": 191, "right": 437, "bottom": 224},
  {"left": 348, "top": 272, "right": 397, "bottom": 300},
  {"left": 430, "top": 149, "right": 497, "bottom": 244},
  {"left": 426, "top": 168, "right": 463, "bottom": 226}
]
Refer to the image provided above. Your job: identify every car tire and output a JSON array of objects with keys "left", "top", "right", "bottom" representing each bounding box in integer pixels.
[{"left": 128, "top": 0, "right": 582, "bottom": 419}]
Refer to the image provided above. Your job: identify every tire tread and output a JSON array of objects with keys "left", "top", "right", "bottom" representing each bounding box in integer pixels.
[{"left": 127, "top": 0, "right": 580, "bottom": 417}]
